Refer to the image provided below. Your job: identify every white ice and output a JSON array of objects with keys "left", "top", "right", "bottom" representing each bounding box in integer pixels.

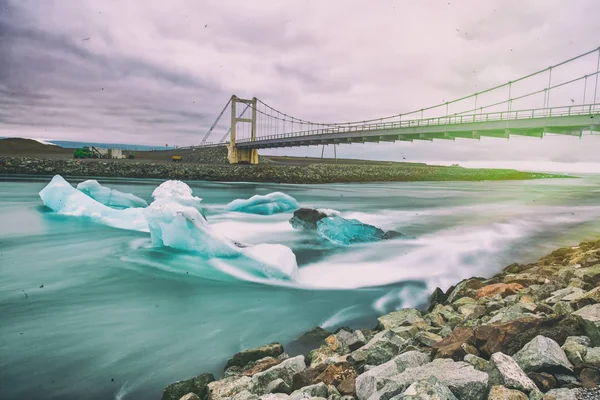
[
  {"left": 225, "top": 192, "right": 300, "bottom": 215},
  {"left": 77, "top": 180, "right": 148, "bottom": 209},
  {"left": 39, "top": 175, "right": 148, "bottom": 232},
  {"left": 40, "top": 176, "right": 298, "bottom": 281}
]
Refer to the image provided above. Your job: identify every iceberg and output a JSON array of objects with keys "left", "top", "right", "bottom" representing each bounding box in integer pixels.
[
  {"left": 76, "top": 180, "right": 148, "bottom": 209},
  {"left": 143, "top": 196, "right": 297, "bottom": 279},
  {"left": 226, "top": 192, "right": 300, "bottom": 215},
  {"left": 316, "top": 216, "right": 404, "bottom": 245},
  {"left": 39, "top": 176, "right": 298, "bottom": 280},
  {"left": 152, "top": 180, "right": 205, "bottom": 217},
  {"left": 39, "top": 175, "right": 148, "bottom": 231}
]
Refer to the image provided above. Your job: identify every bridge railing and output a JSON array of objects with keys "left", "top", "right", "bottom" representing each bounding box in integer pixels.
[{"left": 233, "top": 103, "right": 600, "bottom": 144}]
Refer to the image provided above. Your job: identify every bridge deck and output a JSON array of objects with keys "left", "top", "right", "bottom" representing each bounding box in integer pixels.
[{"left": 233, "top": 105, "right": 599, "bottom": 149}]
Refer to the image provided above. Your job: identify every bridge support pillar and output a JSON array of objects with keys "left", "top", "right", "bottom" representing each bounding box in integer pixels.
[{"left": 227, "top": 95, "right": 259, "bottom": 164}]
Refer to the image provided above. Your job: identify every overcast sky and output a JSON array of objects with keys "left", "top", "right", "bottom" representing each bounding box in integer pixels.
[{"left": 1, "top": 0, "right": 599, "bottom": 165}]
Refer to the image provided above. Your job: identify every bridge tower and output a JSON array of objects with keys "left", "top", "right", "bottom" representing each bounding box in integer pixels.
[{"left": 227, "top": 95, "right": 259, "bottom": 164}]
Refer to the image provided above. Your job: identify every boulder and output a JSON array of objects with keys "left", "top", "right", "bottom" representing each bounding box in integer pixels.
[
  {"left": 336, "top": 329, "right": 366, "bottom": 351},
  {"left": 231, "top": 391, "right": 259, "bottom": 400},
  {"left": 291, "top": 364, "right": 328, "bottom": 391},
  {"left": 258, "top": 395, "right": 290, "bottom": 400},
  {"left": 180, "top": 394, "right": 201, "bottom": 400},
  {"left": 545, "top": 287, "right": 586, "bottom": 304},
  {"left": 306, "top": 335, "right": 350, "bottom": 368},
  {"left": 580, "top": 368, "right": 600, "bottom": 388},
  {"left": 395, "top": 376, "right": 458, "bottom": 399},
  {"left": 574, "top": 265, "right": 600, "bottom": 285},
  {"left": 486, "top": 385, "right": 527, "bottom": 400},
  {"left": 476, "top": 283, "right": 524, "bottom": 299},
  {"left": 431, "top": 327, "right": 476, "bottom": 360},
  {"left": 377, "top": 309, "right": 424, "bottom": 330},
  {"left": 355, "top": 351, "right": 430, "bottom": 400},
  {"left": 500, "top": 315, "right": 584, "bottom": 356},
  {"left": 562, "top": 336, "right": 590, "bottom": 366},
  {"left": 348, "top": 330, "right": 407, "bottom": 367},
  {"left": 369, "top": 359, "right": 488, "bottom": 400},
  {"left": 226, "top": 343, "right": 284, "bottom": 370},
  {"left": 573, "top": 304, "right": 600, "bottom": 346},
  {"left": 513, "top": 336, "right": 573, "bottom": 374},
  {"left": 266, "top": 379, "right": 291, "bottom": 395},
  {"left": 336, "top": 376, "right": 356, "bottom": 397},
  {"left": 251, "top": 356, "right": 306, "bottom": 395},
  {"left": 463, "top": 354, "right": 489, "bottom": 372},
  {"left": 544, "top": 388, "right": 581, "bottom": 399},
  {"left": 527, "top": 372, "right": 557, "bottom": 392},
  {"left": 584, "top": 347, "right": 600, "bottom": 367},
  {"left": 286, "top": 327, "right": 332, "bottom": 356},
  {"left": 162, "top": 373, "right": 215, "bottom": 400},
  {"left": 289, "top": 382, "right": 328, "bottom": 400},
  {"left": 315, "top": 362, "right": 357, "bottom": 388},
  {"left": 208, "top": 376, "right": 252, "bottom": 400},
  {"left": 415, "top": 331, "right": 442, "bottom": 347},
  {"left": 553, "top": 302, "right": 575, "bottom": 316},
  {"left": 446, "top": 278, "right": 485, "bottom": 304},
  {"left": 289, "top": 208, "right": 330, "bottom": 230},
  {"left": 487, "top": 352, "right": 537, "bottom": 393}
]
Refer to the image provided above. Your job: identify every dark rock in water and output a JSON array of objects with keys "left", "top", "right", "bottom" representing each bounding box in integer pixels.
[
  {"left": 161, "top": 373, "right": 214, "bottom": 400},
  {"left": 289, "top": 208, "right": 330, "bottom": 230},
  {"left": 382, "top": 230, "right": 405, "bottom": 240},
  {"left": 225, "top": 343, "right": 284, "bottom": 370},
  {"left": 285, "top": 326, "right": 332, "bottom": 356}
]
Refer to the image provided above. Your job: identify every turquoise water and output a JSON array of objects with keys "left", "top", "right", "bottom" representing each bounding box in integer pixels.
[{"left": 1, "top": 175, "right": 600, "bottom": 399}]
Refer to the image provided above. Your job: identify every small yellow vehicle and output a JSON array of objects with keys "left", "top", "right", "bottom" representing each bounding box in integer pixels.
[{"left": 171, "top": 155, "right": 182, "bottom": 162}]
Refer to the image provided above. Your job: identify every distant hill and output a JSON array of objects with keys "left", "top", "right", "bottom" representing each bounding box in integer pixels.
[{"left": 0, "top": 138, "right": 69, "bottom": 155}]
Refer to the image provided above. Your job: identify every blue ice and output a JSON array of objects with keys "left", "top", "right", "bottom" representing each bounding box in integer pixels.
[
  {"left": 77, "top": 180, "right": 148, "bottom": 209},
  {"left": 317, "top": 216, "right": 403, "bottom": 245},
  {"left": 225, "top": 192, "right": 300, "bottom": 215}
]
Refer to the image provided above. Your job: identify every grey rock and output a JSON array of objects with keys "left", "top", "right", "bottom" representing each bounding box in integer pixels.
[
  {"left": 463, "top": 354, "right": 489, "bottom": 372},
  {"left": 252, "top": 356, "right": 306, "bottom": 395},
  {"left": 487, "top": 386, "right": 528, "bottom": 400},
  {"left": 349, "top": 330, "right": 408, "bottom": 367},
  {"left": 259, "top": 394, "right": 290, "bottom": 400},
  {"left": 369, "top": 359, "right": 488, "bottom": 400},
  {"left": 394, "top": 376, "right": 458, "bottom": 399},
  {"left": 180, "top": 394, "right": 201, "bottom": 400},
  {"left": 528, "top": 390, "right": 544, "bottom": 400},
  {"left": 355, "top": 351, "right": 431, "bottom": 400},
  {"left": 208, "top": 376, "right": 252, "bottom": 400},
  {"left": 162, "top": 373, "right": 215, "bottom": 400},
  {"left": 584, "top": 347, "right": 600, "bottom": 367},
  {"left": 415, "top": 331, "right": 442, "bottom": 347},
  {"left": 227, "top": 343, "right": 285, "bottom": 370},
  {"left": 553, "top": 301, "right": 575, "bottom": 316},
  {"left": 554, "top": 374, "right": 579, "bottom": 386},
  {"left": 337, "top": 329, "right": 367, "bottom": 351},
  {"left": 487, "top": 352, "right": 538, "bottom": 393},
  {"left": 377, "top": 309, "right": 424, "bottom": 330},
  {"left": 544, "top": 388, "right": 580, "bottom": 400},
  {"left": 232, "top": 391, "right": 260, "bottom": 400},
  {"left": 562, "top": 336, "right": 590, "bottom": 366},
  {"left": 546, "top": 287, "right": 586, "bottom": 304},
  {"left": 289, "top": 383, "right": 328, "bottom": 400},
  {"left": 573, "top": 304, "right": 600, "bottom": 346},
  {"left": 266, "top": 379, "right": 291, "bottom": 395},
  {"left": 513, "top": 335, "right": 574, "bottom": 373}
]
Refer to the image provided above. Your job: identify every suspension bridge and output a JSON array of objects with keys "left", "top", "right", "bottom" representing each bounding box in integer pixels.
[{"left": 197, "top": 47, "right": 600, "bottom": 164}]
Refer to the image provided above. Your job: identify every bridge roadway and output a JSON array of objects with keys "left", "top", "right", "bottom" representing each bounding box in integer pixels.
[{"left": 233, "top": 105, "right": 600, "bottom": 150}]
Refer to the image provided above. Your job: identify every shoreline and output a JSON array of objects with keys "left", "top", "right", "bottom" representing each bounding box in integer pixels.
[
  {"left": 162, "top": 238, "right": 600, "bottom": 400},
  {"left": 0, "top": 157, "right": 566, "bottom": 184}
]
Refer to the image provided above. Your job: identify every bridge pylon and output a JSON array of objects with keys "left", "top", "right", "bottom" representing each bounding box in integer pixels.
[{"left": 227, "top": 95, "right": 259, "bottom": 164}]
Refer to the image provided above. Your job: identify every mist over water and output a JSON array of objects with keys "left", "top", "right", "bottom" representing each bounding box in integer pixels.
[{"left": 1, "top": 175, "right": 600, "bottom": 399}]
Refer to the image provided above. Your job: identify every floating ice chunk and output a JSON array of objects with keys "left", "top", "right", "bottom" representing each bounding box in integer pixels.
[
  {"left": 317, "top": 208, "right": 341, "bottom": 217},
  {"left": 152, "top": 180, "right": 205, "bottom": 215},
  {"left": 39, "top": 175, "right": 148, "bottom": 231},
  {"left": 76, "top": 180, "right": 148, "bottom": 209},
  {"left": 143, "top": 198, "right": 238, "bottom": 257},
  {"left": 226, "top": 192, "right": 300, "bottom": 215},
  {"left": 143, "top": 194, "right": 298, "bottom": 280},
  {"left": 316, "top": 216, "right": 404, "bottom": 245}
]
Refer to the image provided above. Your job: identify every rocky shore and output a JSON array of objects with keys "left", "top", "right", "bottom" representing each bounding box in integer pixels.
[
  {"left": 0, "top": 157, "right": 563, "bottom": 184},
  {"left": 162, "top": 238, "right": 600, "bottom": 400}
]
